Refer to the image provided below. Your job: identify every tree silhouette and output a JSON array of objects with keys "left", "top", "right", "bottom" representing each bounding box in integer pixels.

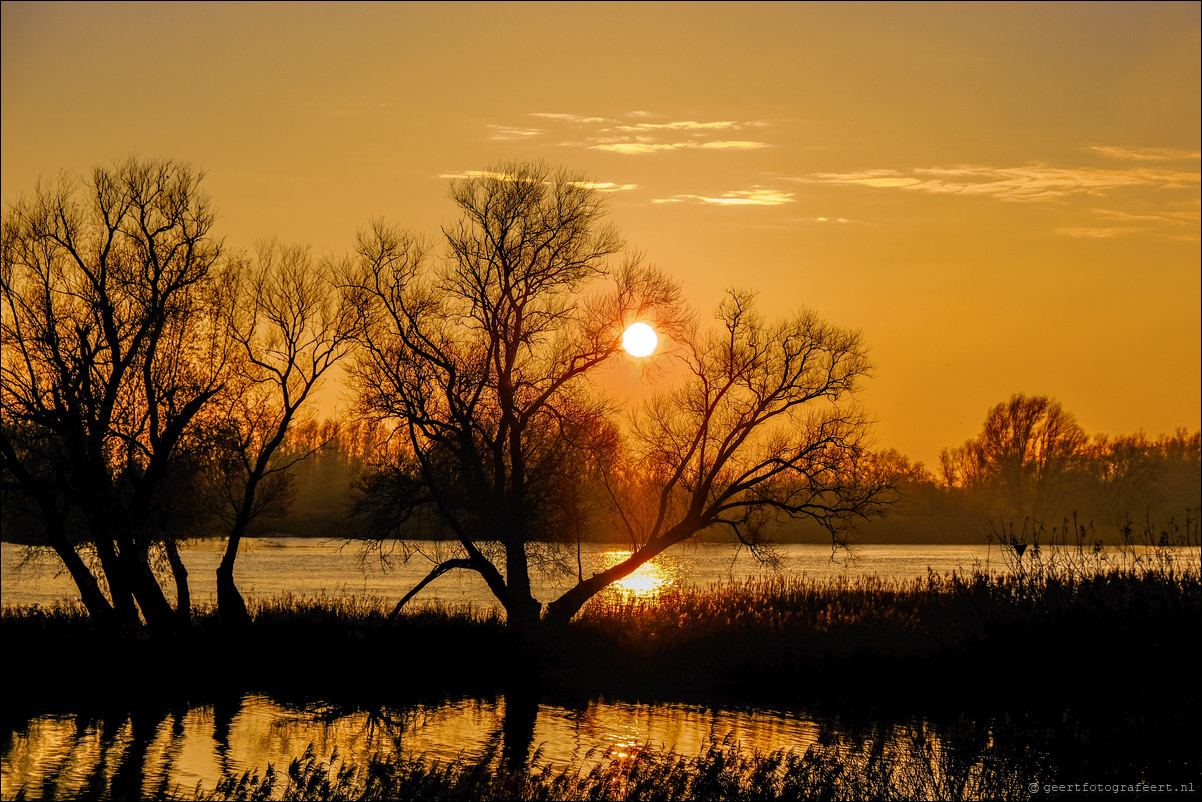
[
  {"left": 939, "top": 394, "right": 1087, "bottom": 522},
  {"left": 545, "top": 290, "right": 889, "bottom": 623},
  {"left": 348, "top": 162, "right": 888, "bottom": 632},
  {"left": 346, "top": 161, "right": 685, "bottom": 636},
  {"left": 1, "top": 158, "right": 225, "bottom": 629},
  {"left": 209, "top": 241, "right": 357, "bottom": 627}
]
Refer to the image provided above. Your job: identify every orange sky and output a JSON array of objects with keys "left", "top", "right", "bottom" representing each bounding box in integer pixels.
[{"left": 3, "top": 1, "right": 1198, "bottom": 467}]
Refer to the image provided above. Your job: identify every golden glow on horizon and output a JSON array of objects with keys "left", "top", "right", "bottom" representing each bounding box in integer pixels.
[
  {"left": 621, "top": 322, "right": 658, "bottom": 357},
  {"left": 1, "top": 2, "right": 1197, "bottom": 466}
]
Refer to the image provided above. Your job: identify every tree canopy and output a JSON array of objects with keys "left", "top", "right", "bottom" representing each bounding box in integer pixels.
[{"left": 345, "top": 161, "right": 889, "bottom": 630}]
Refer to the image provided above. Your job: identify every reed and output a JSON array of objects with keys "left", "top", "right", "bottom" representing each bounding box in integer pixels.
[
  {"left": 3, "top": 552, "right": 1197, "bottom": 712},
  {"left": 185, "top": 727, "right": 1044, "bottom": 802}
]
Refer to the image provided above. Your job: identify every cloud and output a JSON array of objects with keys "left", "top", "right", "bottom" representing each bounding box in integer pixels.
[
  {"left": 570, "top": 181, "right": 638, "bottom": 192},
  {"left": 1055, "top": 206, "right": 1202, "bottom": 240},
  {"left": 437, "top": 170, "right": 512, "bottom": 180},
  {"left": 697, "top": 140, "right": 770, "bottom": 150},
  {"left": 594, "top": 143, "right": 685, "bottom": 155},
  {"left": 592, "top": 140, "right": 769, "bottom": 154},
  {"left": 1088, "top": 145, "right": 1201, "bottom": 162},
  {"left": 616, "top": 120, "right": 741, "bottom": 132},
  {"left": 486, "top": 125, "right": 543, "bottom": 140},
  {"left": 519, "top": 112, "right": 772, "bottom": 155},
  {"left": 653, "top": 188, "right": 795, "bottom": 206},
  {"left": 1090, "top": 207, "right": 1200, "bottom": 225},
  {"left": 435, "top": 172, "right": 637, "bottom": 194},
  {"left": 804, "top": 164, "right": 1199, "bottom": 201},
  {"left": 529, "top": 112, "right": 617, "bottom": 125},
  {"left": 1055, "top": 227, "right": 1131, "bottom": 238}
]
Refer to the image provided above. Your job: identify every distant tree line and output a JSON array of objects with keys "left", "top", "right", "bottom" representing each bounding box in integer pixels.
[
  {"left": 856, "top": 397, "right": 1199, "bottom": 547},
  {"left": 254, "top": 398, "right": 1202, "bottom": 550}
]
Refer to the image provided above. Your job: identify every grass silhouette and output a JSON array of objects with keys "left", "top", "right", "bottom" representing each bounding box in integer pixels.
[{"left": 3, "top": 549, "right": 1197, "bottom": 800}]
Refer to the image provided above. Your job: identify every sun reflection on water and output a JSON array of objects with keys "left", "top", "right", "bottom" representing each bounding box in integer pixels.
[{"left": 601, "top": 551, "right": 671, "bottom": 599}]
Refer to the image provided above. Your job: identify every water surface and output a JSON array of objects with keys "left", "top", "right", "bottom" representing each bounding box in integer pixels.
[{"left": 1, "top": 539, "right": 1012, "bottom": 610}]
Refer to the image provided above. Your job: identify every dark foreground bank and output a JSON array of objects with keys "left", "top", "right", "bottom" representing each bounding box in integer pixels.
[{"left": 3, "top": 565, "right": 1199, "bottom": 800}]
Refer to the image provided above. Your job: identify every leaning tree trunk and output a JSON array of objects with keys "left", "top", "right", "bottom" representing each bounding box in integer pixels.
[
  {"left": 543, "top": 520, "right": 699, "bottom": 626},
  {"left": 163, "top": 536, "right": 192, "bottom": 626},
  {"left": 119, "top": 537, "right": 179, "bottom": 632},
  {"left": 94, "top": 535, "right": 142, "bottom": 626},
  {"left": 43, "top": 516, "right": 117, "bottom": 625}
]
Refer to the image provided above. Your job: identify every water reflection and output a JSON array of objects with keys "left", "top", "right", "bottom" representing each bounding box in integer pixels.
[
  {"left": 2, "top": 693, "right": 823, "bottom": 798},
  {"left": 5, "top": 541, "right": 1064, "bottom": 611},
  {"left": 600, "top": 550, "right": 674, "bottom": 599},
  {"left": 5, "top": 691, "right": 1189, "bottom": 799}
]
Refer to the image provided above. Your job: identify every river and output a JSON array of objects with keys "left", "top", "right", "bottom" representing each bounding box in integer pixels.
[
  {"left": 1, "top": 538, "right": 1013, "bottom": 610},
  {"left": 3, "top": 539, "right": 1195, "bottom": 799}
]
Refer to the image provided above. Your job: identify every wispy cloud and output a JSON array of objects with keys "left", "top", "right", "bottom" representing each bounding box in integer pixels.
[
  {"left": 803, "top": 164, "right": 1199, "bottom": 201},
  {"left": 570, "top": 181, "right": 638, "bottom": 192},
  {"left": 1091, "top": 207, "right": 1200, "bottom": 225},
  {"left": 653, "top": 188, "right": 795, "bottom": 206},
  {"left": 1055, "top": 227, "right": 1130, "bottom": 238},
  {"left": 593, "top": 140, "right": 769, "bottom": 154},
  {"left": 1087, "top": 145, "right": 1201, "bottom": 162},
  {"left": 437, "top": 170, "right": 512, "bottom": 180},
  {"left": 1056, "top": 207, "right": 1201, "bottom": 240},
  {"left": 616, "top": 120, "right": 742, "bottom": 132},
  {"left": 486, "top": 125, "right": 543, "bottom": 140},
  {"left": 516, "top": 112, "right": 771, "bottom": 155},
  {"left": 529, "top": 112, "right": 617, "bottom": 125}
]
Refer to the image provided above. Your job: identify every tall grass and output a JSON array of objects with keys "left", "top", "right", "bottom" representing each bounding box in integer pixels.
[
  {"left": 561, "top": 554, "right": 1199, "bottom": 708},
  {"left": 4, "top": 548, "right": 1198, "bottom": 708},
  {"left": 5, "top": 554, "right": 1197, "bottom": 801}
]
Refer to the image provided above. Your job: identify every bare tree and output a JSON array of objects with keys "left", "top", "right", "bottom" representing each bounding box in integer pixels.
[
  {"left": 544, "top": 290, "right": 889, "bottom": 624},
  {"left": 1, "top": 158, "right": 225, "bottom": 629},
  {"left": 346, "top": 161, "right": 685, "bottom": 636},
  {"left": 208, "top": 241, "right": 357, "bottom": 627},
  {"left": 348, "top": 162, "right": 889, "bottom": 632}
]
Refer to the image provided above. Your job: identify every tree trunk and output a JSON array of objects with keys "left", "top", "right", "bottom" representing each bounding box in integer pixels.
[
  {"left": 94, "top": 536, "right": 142, "bottom": 626},
  {"left": 163, "top": 537, "right": 192, "bottom": 626},
  {"left": 217, "top": 524, "right": 251, "bottom": 629},
  {"left": 43, "top": 520, "right": 116, "bottom": 625},
  {"left": 543, "top": 521, "right": 698, "bottom": 626},
  {"left": 130, "top": 560, "right": 178, "bottom": 631},
  {"left": 118, "top": 535, "right": 178, "bottom": 631},
  {"left": 504, "top": 540, "right": 542, "bottom": 648}
]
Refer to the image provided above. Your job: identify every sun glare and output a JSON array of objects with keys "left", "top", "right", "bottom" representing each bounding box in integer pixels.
[
  {"left": 601, "top": 551, "right": 668, "bottom": 598},
  {"left": 622, "top": 322, "right": 658, "bottom": 357}
]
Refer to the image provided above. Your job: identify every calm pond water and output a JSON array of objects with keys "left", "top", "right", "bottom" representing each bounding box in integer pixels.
[{"left": 3, "top": 540, "right": 1195, "bottom": 799}]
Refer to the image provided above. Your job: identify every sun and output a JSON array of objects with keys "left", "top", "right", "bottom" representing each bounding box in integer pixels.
[{"left": 621, "top": 322, "right": 658, "bottom": 357}]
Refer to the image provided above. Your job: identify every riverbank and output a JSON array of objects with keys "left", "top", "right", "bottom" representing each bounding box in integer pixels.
[
  {"left": 5, "top": 564, "right": 1198, "bottom": 712},
  {"left": 3, "top": 566, "right": 1198, "bottom": 799}
]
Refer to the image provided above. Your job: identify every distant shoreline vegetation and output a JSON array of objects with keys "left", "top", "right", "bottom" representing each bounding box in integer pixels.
[{"left": 7, "top": 419, "right": 1194, "bottom": 548}]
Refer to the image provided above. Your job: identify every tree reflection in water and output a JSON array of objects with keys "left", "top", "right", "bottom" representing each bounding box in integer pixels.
[{"left": 6, "top": 690, "right": 1193, "bottom": 800}]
